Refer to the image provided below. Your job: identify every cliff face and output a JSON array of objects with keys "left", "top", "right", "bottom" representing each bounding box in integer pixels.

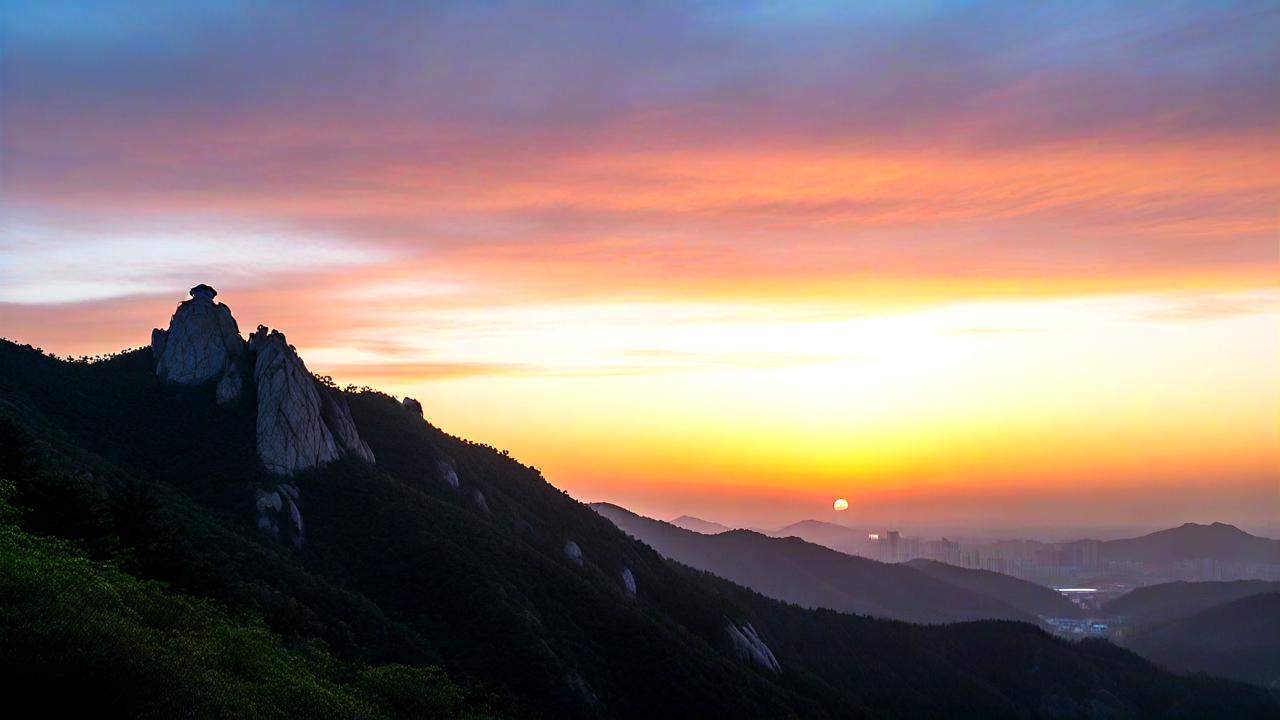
[
  {"left": 151, "top": 284, "right": 246, "bottom": 400},
  {"left": 320, "top": 385, "right": 376, "bottom": 464},
  {"left": 151, "top": 285, "right": 374, "bottom": 477},
  {"left": 248, "top": 326, "right": 375, "bottom": 475},
  {"left": 249, "top": 326, "right": 342, "bottom": 475}
]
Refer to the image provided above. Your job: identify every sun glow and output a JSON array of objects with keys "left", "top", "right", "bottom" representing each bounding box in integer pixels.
[{"left": 297, "top": 289, "right": 1279, "bottom": 529}]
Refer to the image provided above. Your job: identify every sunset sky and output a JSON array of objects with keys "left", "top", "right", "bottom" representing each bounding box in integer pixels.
[{"left": 2, "top": 2, "right": 1277, "bottom": 536}]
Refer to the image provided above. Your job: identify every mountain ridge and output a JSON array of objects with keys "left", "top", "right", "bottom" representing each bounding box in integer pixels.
[
  {"left": 594, "top": 502, "right": 1043, "bottom": 624},
  {"left": 669, "top": 515, "right": 732, "bottom": 535}
]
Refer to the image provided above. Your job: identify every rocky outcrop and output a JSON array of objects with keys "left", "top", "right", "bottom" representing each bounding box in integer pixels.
[
  {"left": 152, "top": 284, "right": 246, "bottom": 402},
  {"left": 438, "top": 460, "right": 460, "bottom": 490},
  {"left": 256, "top": 483, "right": 304, "bottom": 547},
  {"left": 621, "top": 566, "right": 637, "bottom": 596},
  {"left": 402, "top": 397, "right": 423, "bottom": 415},
  {"left": 320, "top": 386, "right": 375, "bottom": 463},
  {"left": 149, "top": 285, "right": 379, "bottom": 550},
  {"left": 564, "top": 540, "right": 584, "bottom": 567},
  {"left": 249, "top": 326, "right": 341, "bottom": 475},
  {"left": 249, "top": 326, "right": 374, "bottom": 475},
  {"left": 726, "top": 623, "right": 780, "bottom": 672}
]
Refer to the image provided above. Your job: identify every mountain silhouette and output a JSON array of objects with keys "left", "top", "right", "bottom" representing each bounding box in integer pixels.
[
  {"left": 771, "top": 518, "right": 868, "bottom": 554},
  {"left": 595, "top": 502, "right": 1045, "bottom": 624},
  {"left": 1082, "top": 522, "right": 1280, "bottom": 564},
  {"left": 669, "top": 514, "right": 732, "bottom": 534}
]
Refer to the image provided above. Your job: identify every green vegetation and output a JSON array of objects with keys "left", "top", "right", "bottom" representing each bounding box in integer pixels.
[{"left": 0, "top": 479, "right": 492, "bottom": 719}]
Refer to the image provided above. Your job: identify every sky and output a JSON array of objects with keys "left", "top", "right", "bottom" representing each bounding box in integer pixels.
[{"left": 2, "top": 1, "right": 1277, "bottom": 537}]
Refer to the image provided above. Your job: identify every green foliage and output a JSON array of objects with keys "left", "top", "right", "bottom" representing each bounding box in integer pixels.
[{"left": 0, "top": 484, "right": 489, "bottom": 719}]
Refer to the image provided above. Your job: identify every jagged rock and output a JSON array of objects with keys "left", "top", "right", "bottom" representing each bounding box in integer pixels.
[
  {"left": 726, "top": 623, "right": 780, "bottom": 672},
  {"left": 150, "top": 328, "right": 167, "bottom": 358},
  {"left": 255, "top": 488, "right": 283, "bottom": 514},
  {"left": 564, "top": 540, "right": 584, "bottom": 567},
  {"left": 621, "top": 566, "right": 637, "bottom": 596},
  {"left": 320, "top": 386, "right": 375, "bottom": 463},
  {"left": 153, "top": 284, "right": 245, "bottom": 388},
  {"left": 438, "top": 460, "right": 460, "bottom": 490},
  {"left": 281, "top": 483, "right": 305, "bottom": 548},
  {"left": 254, "top": 483, "right": 305, "bottom": 546},
  {"left": 250, "top": 326, "right": 341, "bottom": 475},
  {"left": 249, "top": 325, "right": 375, "bottom": 475},
  {"left": 402, "top": 397, "right": 423, "bottom": 415}
]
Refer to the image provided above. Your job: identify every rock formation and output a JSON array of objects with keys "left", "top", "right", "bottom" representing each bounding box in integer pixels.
[
  {"left": 402, "top": 397, "right": 423, "bottom": 415},
  {"left": 255, "top": 483, "right": 305, "bottom": 547},
  {"left": 438, "top": 460, "right": 460, "bottom": 490},
  {"left": 320, "top": 385, "right": 376, "bottom": 463},
  {"left": 620, "top": 566, "right": 637, "bottom": 596},
  {"left": 150, "top": 285, "right": 374, "bottom": 477},
  {"left": 152, "top": 284, "right": 246, "bottom": 402},
  {"left": 564, "top": 540, "right": 584, "bottom": 567},
  {"left": 726, "top": 623, "right": 780, "bottom": 672},
  {"left": 249, "top": 325, "right": 373, "bottom": 475}
]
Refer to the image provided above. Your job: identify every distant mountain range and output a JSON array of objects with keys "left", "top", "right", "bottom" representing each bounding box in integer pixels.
[
  {"left": 594, "top": 503, "right": 1057, "bottom": 624},
  {"left": 669, "top": 515, "right": 732, "bottom": 535},
  {"left": 770, "top": 519, "right": 868, "bottom": 554},
  {"left": 1084, "top": 522, "right": 1280, "bottom": 564},
  {"left": 766, "top": 518, "right": 1280, "bottom": 567}
]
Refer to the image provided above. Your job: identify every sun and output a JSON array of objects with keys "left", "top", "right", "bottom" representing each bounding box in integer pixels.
[{"left": 833, "top": 498, "right": 849, "bottom": 512}]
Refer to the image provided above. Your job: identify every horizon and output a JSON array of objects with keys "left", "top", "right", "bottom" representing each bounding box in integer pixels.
[{"left": 3, "top": 2, "right": 1278, "bottom": 537}]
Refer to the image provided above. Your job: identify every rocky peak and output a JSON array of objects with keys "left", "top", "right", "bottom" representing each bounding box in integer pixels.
[
  {"left": 150, "top": 286, "right": 374, "bottom": 478},
  {"left": 151, "top": 284, "right": 246, "bottom": 395},
  {"left": 249, "top": 325, "right": 374, "bottom": 475}
]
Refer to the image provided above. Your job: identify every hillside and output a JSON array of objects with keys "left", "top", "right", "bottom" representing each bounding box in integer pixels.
[
  {"left": 1103, "top": 580, "right": 1280, "bottom": 625},
  {"left": 1120, "top": 593, "right": 1280, "bottom": 688},
  {"left": 669, "top": 515, "right": 732, "bottom": 535},
  {"left": 772, "top": 519, "right": 867, "bottom": 555},
  {"left": 0, "top": 478, "right": 492, "bottom": 719},
  {"left": 1085, "top": 523, "right": 1280, "bottom": 564},
  {"left": 2, "top": 292, "right": 1276, "bottom": 719},
  {"left": 905, "top": 559, "right": 1084, "bottom": 619},
  {"left": 594, "top": 502, "right": 1046, "bottom": 624}
]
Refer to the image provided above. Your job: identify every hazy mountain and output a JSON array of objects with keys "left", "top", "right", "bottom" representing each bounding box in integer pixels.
[
  {"left": 669, "top": 515, "right": 732, "bottom": 535},
  {"left": 1120, "top": 593, "right": 1280, "bottom": 688},
  {"left": 772, "top": 519, "right": 867, "bottom": 555},
  {"left": 594, "top": 503, "right": 1038, "bottom": 624},
  {"left": 2, "top": 290, "right": 1275, "bottom": 717},
  {"left": 1103, "top": 580, "right": 1280, "bottom": 625},
  {"left": 1086, "top": 522, "right": 1280, "bottom": 564},
  {"left": 905, "top": 559, "right": 1084, "bottom": 619}
]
